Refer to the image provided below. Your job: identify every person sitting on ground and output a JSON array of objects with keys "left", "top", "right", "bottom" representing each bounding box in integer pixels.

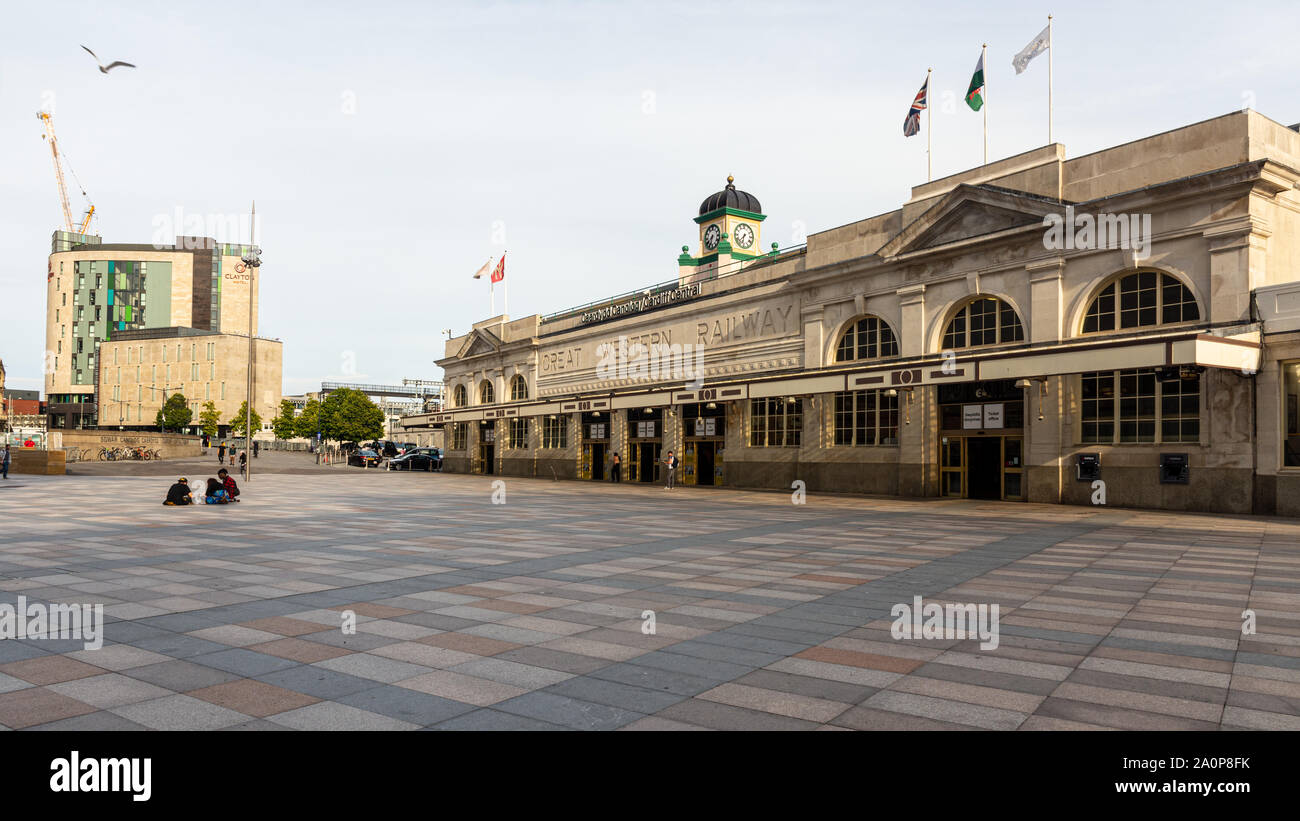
[
  {"left": 204, "top": 477, "right": 231, "bottom": 504},
  {"left": 163, "top": 477, "right": 194, "bottom": 506},
  {"left": 218, "top": 468, "right": 241, "bottom": 502}
]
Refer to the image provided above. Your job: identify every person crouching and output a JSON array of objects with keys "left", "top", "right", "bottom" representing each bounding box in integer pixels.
[
  {"left": 218, "top": 468, "right": 241, "bottom": 502},
  {"left": 164, "top": 477, "right": 194, "bottom": 506}
]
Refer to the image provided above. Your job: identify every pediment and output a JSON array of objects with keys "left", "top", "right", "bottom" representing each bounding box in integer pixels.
[
  {"left": 457, "top": 329, "right": 501, "bottom": 359},
  {"left": 879, "top": 184, "right": 1063, "bottom": 258}
]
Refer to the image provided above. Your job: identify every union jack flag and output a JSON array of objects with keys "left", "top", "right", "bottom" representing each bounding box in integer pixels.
[{"left": 903, "top": 76, "right": 929, "bottom": 137}]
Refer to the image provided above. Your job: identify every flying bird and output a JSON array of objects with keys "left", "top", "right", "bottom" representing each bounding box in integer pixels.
[{"left": 81, "top": 45, "right": 135, "bottom": 74}]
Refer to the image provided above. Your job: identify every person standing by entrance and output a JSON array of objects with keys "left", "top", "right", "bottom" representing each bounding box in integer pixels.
[
  {"left": 662, "top": 450, "right": 677, "bottom": 490},
  {"left": 217, "top": 442, "right": 226, "bottom": 463},
  {"left": 253, "top": 441, "right": 259, "bottom": 459},
  {"left": 1, "top": 445, "right": 10, "bottom": 480},
  {"left": 611, "top": 452, "right": 621, "bottom": 483}
]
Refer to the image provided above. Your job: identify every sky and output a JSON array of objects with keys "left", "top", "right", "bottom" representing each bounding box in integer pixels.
[{"left": 1, "top": 0, "right": 1297, "bottom": 396}]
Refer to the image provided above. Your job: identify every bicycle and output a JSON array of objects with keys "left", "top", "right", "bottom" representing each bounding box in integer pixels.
[{"left": 98, "top": 447, "right": 115, "bottom": 461}]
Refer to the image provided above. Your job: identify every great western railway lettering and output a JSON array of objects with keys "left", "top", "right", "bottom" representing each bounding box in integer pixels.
[{"left": 696, "top": 304, "right": 793, "bottom": 345}]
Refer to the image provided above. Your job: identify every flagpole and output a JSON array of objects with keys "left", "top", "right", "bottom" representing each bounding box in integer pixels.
[
  {"left": 927, "top": 68, "right": 932, "bottom": 182},
  {"left": 982, "top": 44, "right": 988, "bottom": 166},
  {"left": 1048, "top": 15, "right": 1054, "bottom": 145}
]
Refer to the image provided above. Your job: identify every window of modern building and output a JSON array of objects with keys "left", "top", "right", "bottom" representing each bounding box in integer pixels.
[
  {"left": 833, "top": 390, "right": 900, "bottom": 445},
  {"left": 750, "top": 397, "right": 803, "bottom": 447},
  {"left": 1283, "top": 362, "right": 1300, "bottom": 467},
  {"left": 452, "top": 423, "right": 468, "bottom": 450},
  {"left": 510, "top": 374, "right": 528, "bottom": 401},
  {"left": 835, "top": 316, "right": 899, "bottom": 362},
  {"left": 508, "top": 417, "right": 529, "bottom": 447},
  {"left": 480, "top": 380, "right": 495, "bottom": 404},
  {"left": 1080, "top": 368, "right": 1200, "bottom": 444},
  {"left": 1082, "top": 271, "right": 1200, "bottom": 333},
  {"left": 542, "top": 415, "right": 567, "bottom": 448},
  {"left": 453, "top": 384, "right": 467, "bottom": 408},
  {"left": 942, "top": 297, "right": 1024, "bottom": 350}
]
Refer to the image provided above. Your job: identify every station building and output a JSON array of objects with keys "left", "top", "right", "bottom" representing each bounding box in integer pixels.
[{"left": 412, "top": 110, "right": 1300, "bottom": 515}]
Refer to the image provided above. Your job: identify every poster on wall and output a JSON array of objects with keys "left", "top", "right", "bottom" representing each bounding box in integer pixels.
[
  {"left": 694, "top": 418, "right": 705, "bottom": 437},
  {"left": 983, "top": 403, "right": 1004, "bottom": 429},
  {"left": 962, "top": 405, "right": 982, "bottom": 429}
]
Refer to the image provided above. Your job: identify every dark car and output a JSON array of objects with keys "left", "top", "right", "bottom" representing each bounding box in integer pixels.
[
  {"left": 386, "top": 449, "right": 440, "bottom": 472},
  {"left": 348, "top": 448, "right": 383, "bottom": 468}
]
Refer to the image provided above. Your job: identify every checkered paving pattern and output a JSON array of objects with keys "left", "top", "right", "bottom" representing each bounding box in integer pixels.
[{"left": 1, "top": 468, "right": 1298, "bottom": 730}]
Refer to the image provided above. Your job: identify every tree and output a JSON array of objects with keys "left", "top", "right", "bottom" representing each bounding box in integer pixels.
[
  {"left": 155, "top": 393, "right": 192, "bottom": 432},
  {"left": 228, "top": 401, "right": 262, "bottom": 434},
  {"left": 199, "top": 401, "right": 221, "bottom": 438},
  {"left": 272, "top": 399, "right": 298, "bottom": 440},
  {"left": 295, "top": 399, "right": 322, "bottom": 440},
  {"left": 319, "top": 388, "right": 384, "bottom": 443}
]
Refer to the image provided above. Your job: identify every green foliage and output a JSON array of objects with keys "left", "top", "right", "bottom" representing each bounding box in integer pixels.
[
  {"left": 199, "top": 401, "right": 221, "bottom": 438},
  {"left": 295, "top": 399, "right": 322, "bottom": 440},
  {"left": 272, "top": 399, "right": 298, "bottom": 440},
  {"left": 227, "top": 401, "right": 262, "bottom": 434},
  {"left": 156, "top": 393, "right": 192, "bottom": 432},
  {"left": 319, "top": 388, "right": 384, "bottom": 443}
]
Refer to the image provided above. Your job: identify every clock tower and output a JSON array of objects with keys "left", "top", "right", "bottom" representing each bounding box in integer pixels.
[{"left": 678, "top": 175, "right": 768, "bottom": 285}]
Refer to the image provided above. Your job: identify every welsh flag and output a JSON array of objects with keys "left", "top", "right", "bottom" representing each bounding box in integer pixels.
[
  {"left": 490, "top": 252, "right": 505, "bottom": 283},
  {"left": 965, "top": 50, "right": 985, "bottom": 111}
]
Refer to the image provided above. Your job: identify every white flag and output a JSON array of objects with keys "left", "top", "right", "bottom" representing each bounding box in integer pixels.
[
  {"left": 472, "top": 256, "right": 493, "bottom": 279},
  {"left": 1012, "top": 24, "right": 1050, "bottom": 74}
]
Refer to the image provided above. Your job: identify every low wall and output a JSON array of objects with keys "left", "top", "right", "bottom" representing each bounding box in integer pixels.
[
  {"left": 8, "top": 449, "right": 66, "bottom": 475},
  {"left": 51, "top": 430, "right": 203, "bottom": 460}
]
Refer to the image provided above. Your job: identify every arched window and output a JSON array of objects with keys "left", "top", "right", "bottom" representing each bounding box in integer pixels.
[
  {"left": 942, "top": 297, "right": 1024, "bottom": 350},
  {"left": 834, "top": 316, "right": 899, "bottom": 362},
  {"left": 510, "top": 374, "right": 528, "bottom": 401},
  {"left": 453, "top": 384, "right": 467, "bottom": 408},
  {"left": 479, "top": 380, "right": 495, "bottom": 405},
  {"left": 1082, "top": 271, "right": 1199, "bottom": 333}
]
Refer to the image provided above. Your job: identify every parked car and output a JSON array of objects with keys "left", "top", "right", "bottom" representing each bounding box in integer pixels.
[
  {"left": 386, "top": 449, "right": 440, "bottom": 472},
  {"left": 348, "top": 448, "right": 383, "bottom": 468}
]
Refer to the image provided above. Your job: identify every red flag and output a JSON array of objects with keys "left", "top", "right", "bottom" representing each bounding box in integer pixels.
[{"left": 490, "top": 253, "right": 505, "bottom": 283}]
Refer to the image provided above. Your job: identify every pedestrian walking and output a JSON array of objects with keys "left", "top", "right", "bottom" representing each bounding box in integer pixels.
[
  {"left": 662, "top": 450, "right": 677, "bottom": 490},
  {"left": 611, "top": 452, "right": 621, "bottom": 483},
  {"left": 253, "top": 441, "right": 259, "bottom": 458},
  {"left": 218, "top": 442, "right": 226, "bottom": 463},
  {"left": 1, "top": 445, "right": 10, "bottom": 480}
]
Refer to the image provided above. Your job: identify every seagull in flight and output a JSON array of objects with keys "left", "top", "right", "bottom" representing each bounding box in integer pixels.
[{"left": 81, "top": 45, "right": 136, "bottom": 74}]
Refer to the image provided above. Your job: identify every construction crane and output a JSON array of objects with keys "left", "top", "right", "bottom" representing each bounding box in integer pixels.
[{"left": 36, "top": 111, "right": 96, "bottom": 235}]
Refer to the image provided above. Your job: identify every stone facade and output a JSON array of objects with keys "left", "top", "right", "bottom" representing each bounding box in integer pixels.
[{"left": 414, "top": 111, "right": 1300, "bottom": 515}]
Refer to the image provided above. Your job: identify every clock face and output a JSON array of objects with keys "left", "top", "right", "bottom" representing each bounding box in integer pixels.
[
  {"left": 733, "top": 223, "right": 755, "bottom": 249},
  {"left": 703, "top": 224, "right": 721, "bottom": 251}
]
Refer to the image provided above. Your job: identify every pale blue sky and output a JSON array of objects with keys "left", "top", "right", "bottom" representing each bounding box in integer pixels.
[{"left": 1, "top": 0, "right": 1296, "bottom": 394}]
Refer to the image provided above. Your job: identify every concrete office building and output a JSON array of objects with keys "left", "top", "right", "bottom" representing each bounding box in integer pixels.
[
  {"left": 44, "top": 231, "right": 281, "bottom": 433},
  {"left": 410, "top": 110, "right": 1300, "bottom": 515}
]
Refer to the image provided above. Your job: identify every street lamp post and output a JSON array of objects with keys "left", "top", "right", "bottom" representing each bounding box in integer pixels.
[{"left": 241, "top": 202, "right": 262, "bottom": 482}]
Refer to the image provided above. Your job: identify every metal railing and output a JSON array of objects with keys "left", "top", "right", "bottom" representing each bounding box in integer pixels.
[{"left": 539, "top": 243, "right": 804, "bottom": 324}]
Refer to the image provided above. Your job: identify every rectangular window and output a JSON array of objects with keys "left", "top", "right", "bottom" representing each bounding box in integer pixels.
[
  {"left": 749, "top": 398, "right": 802, "bottom": 447},
  {"left": 833, "top": 390, "right": 899, "bottom": 446},
  {"left": 453, "top": 423, "right": 468, "bottom": 450},
  {"left": 508, "top": 417, "right": 529, "bottom": 448},
  {"left": 221, "top": 382, "right": 226, "bottom": 400},
  {"left": 1285, "top": 362, "right": 1300, "bottom": 468},
  {"left": 1080, "top": 368, "right": 1199, "bottom": 445},
  {"left": 542, "top": 416, "right": 568, "bottom": 448}
]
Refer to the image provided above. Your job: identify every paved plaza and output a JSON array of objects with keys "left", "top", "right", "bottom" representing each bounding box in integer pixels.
[{"left": 0, "top": 459, "right": 1298, "bottom": 731}]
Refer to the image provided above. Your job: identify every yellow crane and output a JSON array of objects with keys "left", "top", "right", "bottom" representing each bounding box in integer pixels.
[{"left": 36, "top": 111, "right": 96, "bottom": 235}]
